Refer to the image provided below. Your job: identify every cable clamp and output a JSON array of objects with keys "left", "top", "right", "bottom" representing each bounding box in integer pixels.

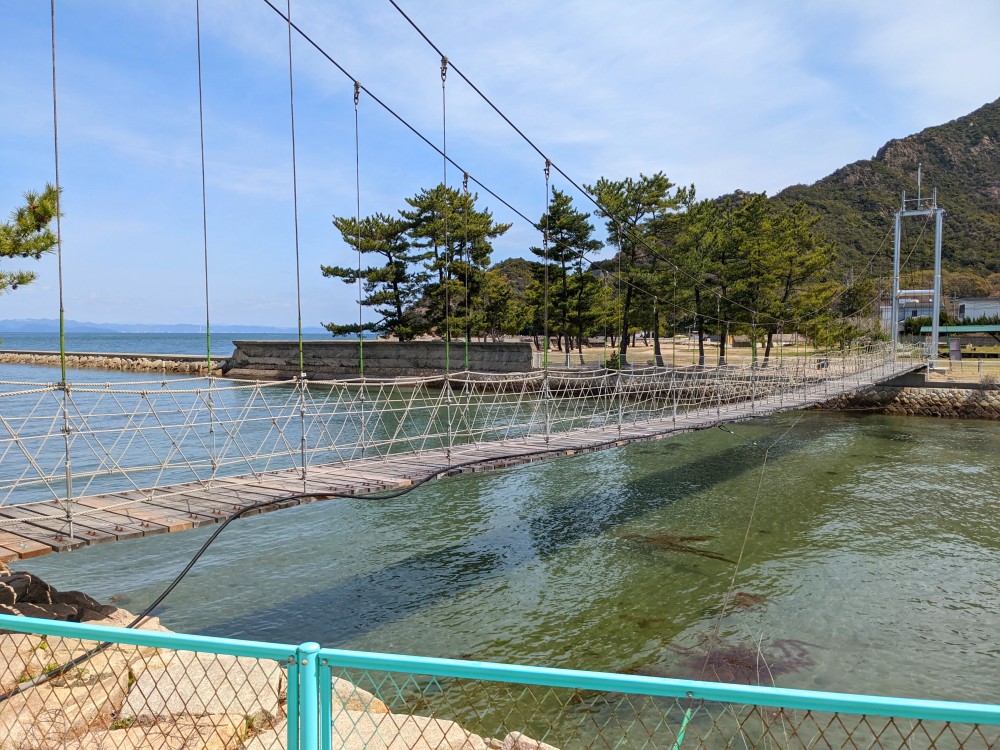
[
  {"left": 353, "top": 81, "right": 360, "bottom": 107},
  {"left": 440, "top": 56, "right": 448, "bottom": 82}
]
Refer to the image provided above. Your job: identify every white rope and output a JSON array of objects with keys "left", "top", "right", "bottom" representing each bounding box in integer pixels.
[{"left": 0, "top": 344, "right": 913, "bottom": 509}]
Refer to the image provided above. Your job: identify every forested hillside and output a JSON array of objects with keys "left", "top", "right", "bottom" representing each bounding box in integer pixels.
[{"left": 776, "top": 97, "right": 1000, "bottom": 275}]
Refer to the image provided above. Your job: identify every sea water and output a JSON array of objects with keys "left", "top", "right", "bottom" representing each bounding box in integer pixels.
[{"left": 17, "top": 400, "right": 1000, "bottom": 705}]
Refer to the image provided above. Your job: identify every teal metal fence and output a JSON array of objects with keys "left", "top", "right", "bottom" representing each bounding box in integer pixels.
[{"left": 1, "top": 614, "right": 998, "bottom": 750}]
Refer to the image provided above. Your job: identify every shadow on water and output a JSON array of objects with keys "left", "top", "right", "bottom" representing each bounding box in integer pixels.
[{"left": 201, "top": 418, "right": 819, "bottom": 644}]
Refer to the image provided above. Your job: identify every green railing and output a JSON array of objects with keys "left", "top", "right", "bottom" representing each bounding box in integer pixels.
[{"left": 1, "top": 614, "right": 998, "bottom": 750}]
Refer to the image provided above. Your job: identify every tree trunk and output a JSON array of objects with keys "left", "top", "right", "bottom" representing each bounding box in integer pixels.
[
  {"left": 694, "top": 287, "right": 705, "bottom": 367},
  {"left": 652, "top": 305, "right": 664, "bottom": 366},
  {"left": 618, "top": 286, "right": 633, "bottom": 366},
  {"left": 763, "top": 330, "right": 774, "bottom": 366}
]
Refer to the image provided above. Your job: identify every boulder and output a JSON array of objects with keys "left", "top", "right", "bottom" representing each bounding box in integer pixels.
[
  {"left": 331, "top": 676, "right": 390, "bottom": 714},
  {"left": 500, "top": 732, "right": 561, "bottom": 750},
  {"left": 119, "top": 650, "right": 284, "bottom": 727},
  {"left": 244, "top": 712, "right": 488, "bottom": 750},
  {"left": 0, "top": 632, "right": 46, "bottom": 692},
  {"left": 0, "top": 651, "right": 129, "bottom": 750},
  {"left": 64, "top": 713, "right": 246, "bottom": 750}
]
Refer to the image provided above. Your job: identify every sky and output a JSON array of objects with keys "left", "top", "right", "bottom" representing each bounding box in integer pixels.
[{"left": 2, "top": 1, "right": 999, "bottom": 329}]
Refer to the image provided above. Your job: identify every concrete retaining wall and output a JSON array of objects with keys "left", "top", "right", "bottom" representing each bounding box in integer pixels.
[
  {"left": 222, "top": 340, "right": 534, "bottom": 380},
  {"left": 821, "top": 384, "right": 1000, "bottom": 419}
]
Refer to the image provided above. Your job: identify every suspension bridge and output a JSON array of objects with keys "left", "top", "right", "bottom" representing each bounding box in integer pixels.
[
  {"left": 0, "top": 3, "right": 926, "bottom": 561},
  {"left": 0, "top": 344, "right": 922, "bottom": 561}
]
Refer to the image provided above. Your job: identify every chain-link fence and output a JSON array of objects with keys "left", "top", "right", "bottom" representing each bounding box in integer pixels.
[
  {"left": 2, "top": 614, "right": 997, "bottom": 750},
  {"left": 0, "top": 614, "right": 294, "bottom": 750}
]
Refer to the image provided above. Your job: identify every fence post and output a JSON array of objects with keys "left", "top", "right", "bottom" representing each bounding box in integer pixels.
[
  {"left": 285, "top": 654, "right": 300, "bottom": 750},
  {"left": 60, "top": 381, "right": 74, "bottom": 539},
  {"left": 299, "top": 374, "right": 309, "bottom": 485},
  {"left": 297, "top": 642, "right": 321, "bottom": 750}
]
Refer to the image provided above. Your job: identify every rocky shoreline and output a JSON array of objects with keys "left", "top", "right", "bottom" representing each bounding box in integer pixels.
[
  {"left": 0, "top": 570, "right": 558, "bottom": 750},
  {"left": 0, "top": 351, "right": 224, "bottom": 376},
  {"left": 819, "top": 384, "right": 1000, "bottom": 419}
]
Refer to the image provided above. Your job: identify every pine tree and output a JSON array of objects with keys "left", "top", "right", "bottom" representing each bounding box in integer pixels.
[
  {"left": 529, "top": 189, "right": 602, "bottom": 359},
  {"left": 399, "top": 184, "right": 511, "bottom": 339},
  {"left": 0, "top": 184, "right": 60, "bottom": 295},
  {"left": 322, "top": 213, "right": 430, "bottom": 341}
]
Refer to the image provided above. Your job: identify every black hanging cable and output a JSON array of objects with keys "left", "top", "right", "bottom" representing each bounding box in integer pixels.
[
  {"left": 354, "top": 82, "right": 364, "bottom": 378},
  {"left": 354, "top": 81, "right": 367, "bottom": 458},
  {"left": 385, "top": 1, "right": 773, "bottom": 323},
  {"left": 49, "top": 0, "right": 66, "bottom": 385},
  {"left": 256, "top": 1, "right": 739, "bottom": 330},
  {"left": 0, "top": 426, "right": 677, "bottom": 706},
  {"left": 441, "top": 56, "right": 451, "bottom": 370},
  {"left": 543, "top": 160, "right": 551, "bottom": 370},
  {"left": 266, "top": 0, "right": 870, "bottom": 334},
  {"left": 284, "top": 0, "right": 305, "bottom": 380},
  {"left": 387, "top": 0, "right": 903, "bottom": 338},
  {"left": 195, "top": 0, "right": 212, "bottom": 375},
  {"left": 462, "top": 171, "right": 470, "bottom": 369}
]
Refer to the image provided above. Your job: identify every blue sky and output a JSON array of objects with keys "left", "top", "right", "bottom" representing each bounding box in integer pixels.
[{"left": 2, "top": 1, "right": 998, "bottom": 328}]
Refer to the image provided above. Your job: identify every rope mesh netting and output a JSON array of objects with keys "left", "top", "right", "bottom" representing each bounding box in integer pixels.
[{"left": 0, "top": 344, "right": 921, "bottom": 515}]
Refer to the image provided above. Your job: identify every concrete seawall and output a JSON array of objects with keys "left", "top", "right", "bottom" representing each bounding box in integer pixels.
[
  {"left": 820, "top": 382, "right": 1000, "bottom": 419},
  {"left": 0, "top": 350, "right": 224, "bottom": 376},
  {"left": 222, "top": 340, "right": 534, "bottom": 380}
]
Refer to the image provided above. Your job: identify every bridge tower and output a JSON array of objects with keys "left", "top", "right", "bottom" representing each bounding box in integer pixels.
[{"left": 891, "top": 165, "right": 945, "bottom": 369}]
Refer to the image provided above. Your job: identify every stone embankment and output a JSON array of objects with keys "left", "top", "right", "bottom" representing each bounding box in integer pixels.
[
  {"left": 0, "top": 570, "right": 559, "bottom": 750},
  {"left": 821, "top": 383, "right": 1000, "bottom": 419},
  {"left": 0, "top": 351, "right": 224, "bottom": 376}
]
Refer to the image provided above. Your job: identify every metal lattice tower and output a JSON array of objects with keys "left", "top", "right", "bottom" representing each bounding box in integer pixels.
[{"left": 891, "top": 164, "right": 946, "bottom": 369}]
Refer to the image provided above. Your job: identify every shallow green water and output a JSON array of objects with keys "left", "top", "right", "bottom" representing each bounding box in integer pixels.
[{"left": 23, "top": 411, "right": 1000, "bottom": 703}]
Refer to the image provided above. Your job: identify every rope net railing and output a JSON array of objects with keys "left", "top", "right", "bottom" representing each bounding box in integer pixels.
[{"left": 0, "top": 343, "right": 920, "bottom": 510}]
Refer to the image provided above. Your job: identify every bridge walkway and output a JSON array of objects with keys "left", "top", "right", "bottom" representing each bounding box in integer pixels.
[{"left": 0, "top": 360, "right": 921, "bottom": 561}]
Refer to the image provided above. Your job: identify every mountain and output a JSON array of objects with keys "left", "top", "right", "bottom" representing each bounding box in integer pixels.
[
  {"left": 0, "top": 319, "right": 327, "bottom": 334},
  {"left": 776, "top": 97, "right": 1000, "bottom": 276}
]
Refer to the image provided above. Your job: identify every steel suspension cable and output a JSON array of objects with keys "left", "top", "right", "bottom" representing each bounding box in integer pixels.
[
  {"left": 49, "top": 0, "right": 66, "bottom": 385},
  {"left": 194, "top": 0, "right": 219, "bottom": 478},
  {"left": 462, "top": 171, "right": 470, "bottom": 369},
  {"left": 543, "top": 160, "right": 551, "bottom": 370},
  {"left": 385, "top": 1, "right": 774, "bottom": 323},
  {"left": 195, "top": 0, "right": 212, "bottom": 375},
  {"left": 50, "top": 0, "right": 73, "bottom": 538},
  {"left": 354, "top": 82, "right": 364, "bottom": 377},
  {"left": 441, "top": 56, "right": 451, "bottom": 369},
  {"left": 284, "top": 0, "right": 305, "bottom": 378},
  {"left": 256, "top": 2, "right": 672, "bottom": 322},
  {"left": 354, "top": 81, "right": 366, "bottom": 458},
  {"left": 284, "top": 0, "right": 308, "bottom": 484},
  {"left": 441, "top": 55, "right": 453, "bottom": 463},
  {"left": 263, "top": 0, "right": 807, "bottom": 333}
]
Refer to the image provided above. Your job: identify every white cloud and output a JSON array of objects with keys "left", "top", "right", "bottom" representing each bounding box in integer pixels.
[{"left": 3, "top": 0, "right": 998, "bottom": 325}]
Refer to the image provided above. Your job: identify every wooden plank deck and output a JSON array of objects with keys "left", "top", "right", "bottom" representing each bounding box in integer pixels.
[{"left": 0, "top": 363, "right": 921, "bottom": 560}]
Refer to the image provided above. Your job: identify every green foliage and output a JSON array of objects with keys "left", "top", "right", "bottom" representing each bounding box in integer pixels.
[
  {"left": 322, "top": 212, "right": 430, "bottom": 341},
  {"left": 586, "top": 172, "right": 690, "bottom": 362},
  {"left": 901, "top": 311, "right": 951, "bottom": 336},
  {"left": 775, "top": 97, "right": 1000, "bottom": 276},
  {"left": 399, "top": 184, "right": 511, "bottom": 338},
  {"left": 529, "top": 188, "right": 602, "bottom": 351},
  {"left": 476, "top": 269, "right": 532, "bottom": 340},
  {"left": 1, "top": 184, "right": 60, "bottom": 295}
]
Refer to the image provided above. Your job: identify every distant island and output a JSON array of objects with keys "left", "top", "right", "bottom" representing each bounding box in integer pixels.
[{"left": 0, "top": 318, "right": 328, "bottom": 334}]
